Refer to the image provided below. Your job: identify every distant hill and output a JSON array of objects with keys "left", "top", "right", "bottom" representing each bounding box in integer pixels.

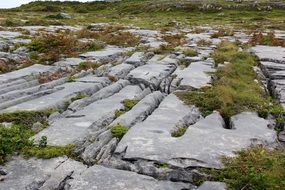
[{"left": 7, "top": 0, "right": 285, "bottom": 13}]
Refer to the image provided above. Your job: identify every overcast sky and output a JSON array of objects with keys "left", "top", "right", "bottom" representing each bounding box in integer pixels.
[{"left": 0, "top": 0, "right": 96, "bottom": 9}]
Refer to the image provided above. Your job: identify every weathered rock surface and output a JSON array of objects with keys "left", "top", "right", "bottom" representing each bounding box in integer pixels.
[
  {"left": 251, "top": 45, "right": 285, "bottom": 64},
  {"left": 0, "top": 156, "right": 86, "bottom": 190},
  {"left": 197, "top": 181, "right": 226, "bottom": 190},
  {"left": 127, "top": 55, "right": 178, "bottom": 89},
  {"left": 1, "top": 76, "right": 110, "bottom": 112},
  {"left": 33, "top": 85, "right": 144, "bottom": 146},
  {"left": 67, "top": 165, "right": 189, "bottom": 190},
  {"left": 251, "top": 46, "right": 285, "bottom": 108},
  {"left": 174, "top": 61, "right": 215, "bottom": 89},
  {"left": 80, "top": 46, "right": 128, "bottom": 62},
  {"left": 116, "top": 96, "right": 276, "bottom": 168}
]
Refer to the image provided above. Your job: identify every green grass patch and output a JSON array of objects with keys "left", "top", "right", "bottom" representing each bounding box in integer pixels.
[
  {"left": 0, "top": 124, "right": 75, "bottom": 164},
  {"left": 171, "top": 127, "right": 187, "bottom": 137},
  {"left": 23, "top": 144, "right": 75, "bottom": 159},
  {"left": 115, "top": 99, "right": 140, "bottom": 118},
  {"left": 183, "top": 48, "right": 198, "bottom": 57},
  {"left": 214, "top": 146, "right": 285, "bottom": 190},
  {"left": 0, "top": 125, "right": 34, "bottom": 164},
  {"left": 111, "top": 123, "right": 128, "bottom": 139},
  {"left": 0, "top": 110, "right": 53, "bottom": 127},
  {"left": 176, "top": 42, "right": 284, "bottom": 122}
]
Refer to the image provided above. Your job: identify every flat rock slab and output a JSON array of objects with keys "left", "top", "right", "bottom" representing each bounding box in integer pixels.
[
  {"left": 251, "top": 45, "right": 285, "bottom": 64},
  {"left": 67, "top": 165, "right": 189, "bottom": 190},
  {"left": 127, "top": 55, "right": 177, "bottom": 89},
  {"left": 0, "top": 64, "right": 56, "bottom": 83},
  {"left": 116, "top": 94, "right": 276, "bottom": 168},
  {"left": 197, "top": 181, "right": 226, "bottom": 190},
  {"left": 80, "top": 46, "right": 127, "bottom": 61},
  {"left": 0, "top": 31, "right": 22, "bottom": 39},
  {"left": 175, "top": 61, "right": 215, "bottom": 89},
  {"left": 54, "top": 58, "right": 84, "bottom": 67},
  {"left": 0, "top": 156, "right": 86, "bottom": 190},
  {"left": 125, "top": 52, "right": 152, "bottom": 67},
  {"left": 108, "top": 63, "right": 135, "bottom": 79},
  {"left": 33, "top": 85, "right": 143, "bottom": 146},
  {"left": 1, "top": 76, "right": 109, "bottom": 112}
]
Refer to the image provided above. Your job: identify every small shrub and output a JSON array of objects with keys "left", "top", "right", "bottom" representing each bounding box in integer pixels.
[
  {"left": 45, "top": 13, "right": 65, "bottom": 20},
  {"left": 183, "top": 48, "right": 198, "bottom": 57},
  {"left": 27, "top": 33, "right": 78, "bottom": 63},
  {"left": 80, "top": 41, "right": 105, "bottom": 51},
  {"left": 108, "top": 75, "right": 118, "bottom": 82},
  {"left": 76, "top": 61, "right": 98, "bottom": 71},
  {"left": 38, "top": 136, "right": 47, "bottom": 148},
  {"left": 76, "top": 28, "right": 140, "bottom": 47},
  {"left": 211, "top": 29, "right": 234, "bottom": 38},
  {"left": 111, "top": 124, "right": 128, "bottom": 139},
  {"left": 197, "top": 39, "right": 212, "bottom": 46},
  {"left": 249, "top": 32, "right": 285, "bottom": 47},
  {"left": 171, "top": 127, "right": 187, "bottom": 137},
  {"left": 162, "top": 34, "right": 186, "bottom": 48},
  {"left": 66, "top": 75, "right": 76, "bottom": 82}
]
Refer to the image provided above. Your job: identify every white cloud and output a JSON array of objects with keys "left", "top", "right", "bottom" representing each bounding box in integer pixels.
[{"left": 0, "top": 0, "right": 96, "bottom": 9}]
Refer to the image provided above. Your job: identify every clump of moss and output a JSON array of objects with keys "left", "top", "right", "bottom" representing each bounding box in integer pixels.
[
  {"left": 111, "top": 124, "right": 128, "bottom": 139},
  {"left": 214, "top": 146, "right": 285, "bottom": 190},
  {"left": 157, "top": 163, "right": 169, "bottom": 169},
  {"left": 0, "top": 110, "right": 53, "bottom": 127},
  {"left": 23, "top": 144, "right": 75, "bottom": 159},
  {"left": 115, "top": 99, "right": 140, "bottom": 118},
  {"left": 171, "top": 127, "right": 187, "bottom": 137}
]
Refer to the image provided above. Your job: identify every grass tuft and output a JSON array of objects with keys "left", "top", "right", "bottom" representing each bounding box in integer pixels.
[{"left": 111, "top": 123, "right": 128, "bottom": 139}]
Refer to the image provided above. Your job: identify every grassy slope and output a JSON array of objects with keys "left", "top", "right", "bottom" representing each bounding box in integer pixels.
[{"left": 0, "top": 0, "right": 284, "bottom": 30}]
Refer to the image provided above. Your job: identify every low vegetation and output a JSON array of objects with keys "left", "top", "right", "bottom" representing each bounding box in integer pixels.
[
  {"left": 76, "top": 27, "right": 141, "bottom": 47},
  {"left": 211, "top": 28, "right": 234, "bottom": 38},
  {"left": 76, "top": 61, "right": 99, "bottom": 71},
  {"left": 183, "top": 48, "right": 198, "bottom": 57},
  {"left": 177, "top": 42, "right": 284, "bottom": 124},
  {"left": 214, "top": 146, "right": 285, "bottom": 190},
  {"left": 0, "top": 125, "right": 33, "bottom": 164},
  {"left": 111, "top": 123, "right": 128, "bottom": 139},
  {"left": 0, "top": 110, "right": 53, "bottom": 127},
  {"left": 0, "top": 111, "right": 74, "bottom": 164},
  {"left": 23, "top": 144, "right": 75, "bottom": 159},
  {"left": 27, "top": 33, "right": 78, "bottom": 63},
  {"left": 249, "top": 32, "right": 285, "bottom": 47},
  {"left": 171, "top": 127, "right": 187, "bottom": 137},
  {"left": 115, "top": 99, "right": 140, "bottom": 118}
]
